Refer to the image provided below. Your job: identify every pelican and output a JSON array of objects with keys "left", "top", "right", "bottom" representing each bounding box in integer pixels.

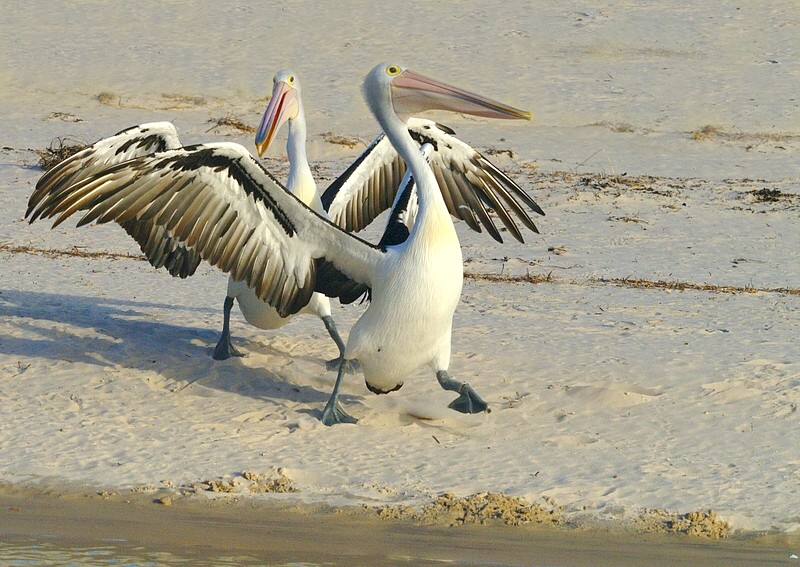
[
  {"left": 218, "top": 69, "right": 435, "bottom": 369},
  {"left": 234, "top": 69, "right": 545, "bottom": 361},
  {"left": 26, "top": 63, "right": 537, "bottom": 425},
  {"left": 213, "top": 71, "right": 352, "bottom": 370},
  {"left": 272, "top": 82, "right": 545, "bottom": 244}
]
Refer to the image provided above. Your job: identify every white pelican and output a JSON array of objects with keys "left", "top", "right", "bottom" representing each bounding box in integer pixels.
[
  {"left": 26, "top": 63, "right": 536, "bottom": 425},
  {"left": 213, "top": 71, "right": 352, "bottom": 369},
  {"left": 218, "top": 70, "right": 435, "bottom": 369}
]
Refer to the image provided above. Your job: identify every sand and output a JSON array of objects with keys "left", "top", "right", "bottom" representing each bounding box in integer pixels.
[{"left": 1, "top": 1, "right": 799, "bottom": 559}]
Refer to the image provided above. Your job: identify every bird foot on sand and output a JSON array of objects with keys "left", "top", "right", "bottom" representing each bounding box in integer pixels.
[
  {"left": 212, "top": 337, "right": 245, "bottom": 361},
  {"left": 448, "top": 383, "right": 490, "bottom": 414},
  {"left": 321, "top": 400, "right": 358, "bottom": 426}
]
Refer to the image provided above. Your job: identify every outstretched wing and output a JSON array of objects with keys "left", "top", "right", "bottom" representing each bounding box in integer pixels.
[
  {"left": 27, "top": 142, "right": 384, "bottom": 317},
  {"left": 28, "top": 122, "right": 202, "bottom": 278},
  {"left": 320, "top": 117, "right": 544, "bottom": 242},
  {"left": 321, "top": 133, "right": 402, "bottom": 232}
]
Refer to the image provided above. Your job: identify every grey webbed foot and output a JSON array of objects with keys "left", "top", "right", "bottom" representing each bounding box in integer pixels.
[
  {"left": 447, "top": 383, "right": 489, "bottom": 414},
  {"left": 320, "top": 361, "right": 358, "bottom": 426},
  {"left": 320, "top": 358, "right": 359, "bottom": 426},
  {"left": 436, "top": 370, "right": 490, "bottom": 414},
  {"left": 213, "top": 295, "right": 243, "bottom": 360},
  {"left": 321, "top": 399, "right": 358, "bottom": 426},
  {"left": 212, "top": 335, "right": 245, "bottom": 360},
  {"left": 325, "top": 357, "right": 361, "bottom": 374}
]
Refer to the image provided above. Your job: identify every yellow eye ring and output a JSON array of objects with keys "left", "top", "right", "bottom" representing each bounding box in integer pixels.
[
  {"left": 287, "top": 75, "right": 295, "bottom": 84},
  {"left": 386, "top": 65, "right": 401, "bottom": 76}
]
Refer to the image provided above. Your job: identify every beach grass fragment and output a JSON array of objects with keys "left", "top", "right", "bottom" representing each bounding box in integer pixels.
[
  {"left": 35, "top": 137, "right": 87, "bottom": 171},
  {"left": 321, "top": 131, "right": 362, "bottom": 148},
  {"left": 206, "top": 116, "right": 256, "bottom": 134}
]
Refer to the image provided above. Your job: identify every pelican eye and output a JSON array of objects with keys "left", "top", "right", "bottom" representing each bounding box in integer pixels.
[
  {"left": 386, "top": 65, "right": 401, "bottom": 76},
  {"left": 287, "top": 75, "right": 295, "bottom": 85}
]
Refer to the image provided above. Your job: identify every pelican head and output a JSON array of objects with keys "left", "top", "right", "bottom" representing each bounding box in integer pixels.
[
  {"left": 255, "top": 70, "right": 302, "bottom": 157},
  {"left": 362, "top": 62, "right": 532, "bottom": 124}
]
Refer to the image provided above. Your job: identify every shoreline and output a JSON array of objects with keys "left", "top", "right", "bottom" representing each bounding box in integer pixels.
[{"left": 1, "top": 482, "right": 799, "bottom": 566}]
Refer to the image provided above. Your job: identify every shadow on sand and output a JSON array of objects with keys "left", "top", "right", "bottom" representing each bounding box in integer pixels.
[{"left": 0, "top": 288, "right": 349, "bottom": 409}]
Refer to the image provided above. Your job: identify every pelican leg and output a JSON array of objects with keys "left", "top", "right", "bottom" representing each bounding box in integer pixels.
[
  {"left": 321, "top": 316, "right": 361, "bottom": 374},
  {"left": 212, "top": 296, "right": 244, "bottom": 360},
  {"left": 321, "top": 360, "right": 359, "bottom": 426},
  {"left": 436, "top": 370, "right": 489, "bottom": 414}
]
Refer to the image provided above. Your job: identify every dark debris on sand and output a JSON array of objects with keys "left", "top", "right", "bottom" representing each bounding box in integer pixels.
[{"left": 36, "top": 137, "right": 87, "bottom": 171}]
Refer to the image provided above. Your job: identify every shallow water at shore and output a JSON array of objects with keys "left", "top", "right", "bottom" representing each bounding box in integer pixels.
[
  {"left": 2, "top": 487, "right": 800, "bottom": 567},
  {"left": 0, "top": 538, "right": 289, "bottom": 567}
]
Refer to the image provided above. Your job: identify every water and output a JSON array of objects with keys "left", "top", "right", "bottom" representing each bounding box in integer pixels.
[{"left": 0, "top": 538, "right": 320, "bottom": 567}]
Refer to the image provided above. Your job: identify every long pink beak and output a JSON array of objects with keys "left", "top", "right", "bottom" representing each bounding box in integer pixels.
[
  {"left": 391, "top": 69, "right": 532, "bottom": 121},
  {"left": 255, "top": 81, "right": 298, "bottom": 157}
]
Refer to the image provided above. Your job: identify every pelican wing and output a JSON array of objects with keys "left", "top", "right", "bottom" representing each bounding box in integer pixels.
[
  {"left": 119, "top": 219, "right": 201, "bottom": 279},
  {"left": 321, "top": 133, "right": 401, "bottom": 232},
  {"left": 27, "top": 142, "right": 384, "bottom": 317},
  {"left": 28, "top": 122, "right": 202, "bottom": 278},
  {"left": 321, "top": 117, "right": 544, "bottom": 242}
]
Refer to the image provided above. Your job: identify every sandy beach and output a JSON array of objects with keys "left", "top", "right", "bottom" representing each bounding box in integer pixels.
[{"left": 1, "top": 1, "right": 800, "bottom": 563}]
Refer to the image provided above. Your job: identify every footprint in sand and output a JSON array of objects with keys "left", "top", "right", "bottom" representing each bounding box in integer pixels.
[{"left": 564, "top": 382, "right": 663, "bottom": 409}]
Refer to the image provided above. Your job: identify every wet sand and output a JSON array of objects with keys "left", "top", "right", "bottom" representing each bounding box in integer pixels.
[{"left": 1, "top": 484, "right": 797, "bottom": 567}]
